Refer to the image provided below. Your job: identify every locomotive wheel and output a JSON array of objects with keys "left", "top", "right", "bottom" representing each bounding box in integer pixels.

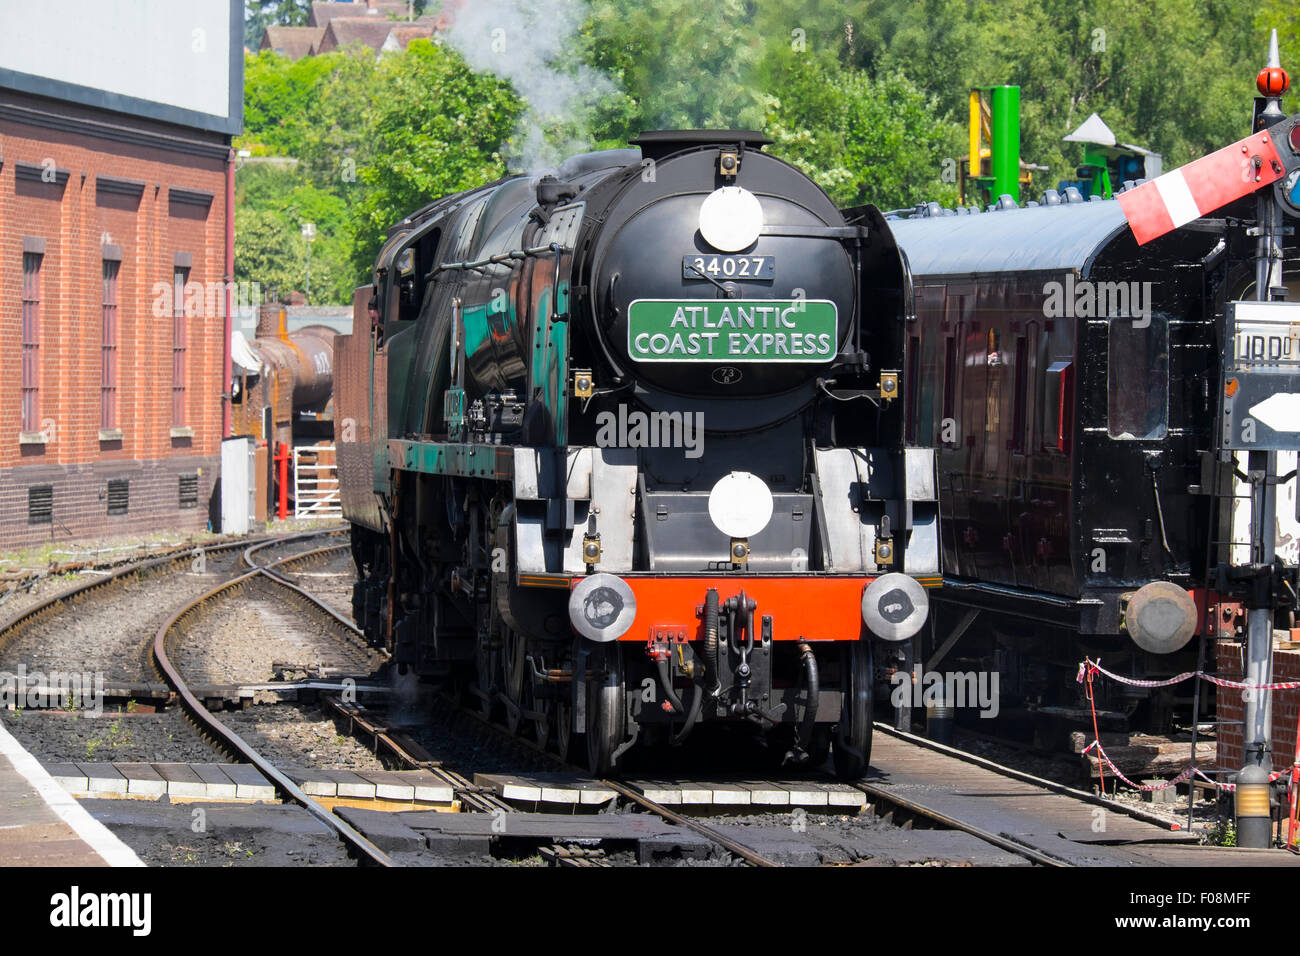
[
  {"left": 553, "top": 696, "right": 575, "bottom": 762},
  {"left": 502, "top": 627, "right": 528, "bottom": 735},
  {"left": 833, "top": 641, "right": 873, "bottom": 780},
  {"left": 474, "top": 634, "right": 498, "bottom": 719},
  {"left": 585, "top": 642, "right": 627, "bottom": 776},
  {"left": 532, "top": 689, "right": 552, "bottom": 750}
]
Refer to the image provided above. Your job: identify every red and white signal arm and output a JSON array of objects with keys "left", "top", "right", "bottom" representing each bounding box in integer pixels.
[{"left": 1118, "top": 124, "right": 1297, "bottom": 245}]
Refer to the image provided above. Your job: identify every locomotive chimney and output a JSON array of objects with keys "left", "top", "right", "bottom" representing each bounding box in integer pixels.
[{"left": 257, "top": 302, "right": 287, "bottom": 340}]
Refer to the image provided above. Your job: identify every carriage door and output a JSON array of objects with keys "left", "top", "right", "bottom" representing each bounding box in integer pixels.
[{"left": 941, "top": 285, "right": 977, "bottom": 578}]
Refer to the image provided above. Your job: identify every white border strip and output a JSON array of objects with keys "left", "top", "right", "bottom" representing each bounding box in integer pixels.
[
  {"left": 0, "top": 719, "right": 143, "bottom": 867},
  {"left": 1153, "top": 170, "right": 1201, "bottom": 228}
]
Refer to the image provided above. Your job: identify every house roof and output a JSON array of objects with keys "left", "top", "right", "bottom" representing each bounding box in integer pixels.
[
  {"left": 308, "top": 1, "right": 409, "bottom": 27},
  {"left": 381, "top": 24, "right": 436, "bottom": 52},
  {"left": 317, "top": 17, "right": 404, "bottom": 54},
  {"left": 259, "top": 25, "right": 325, "bottom": 60}
]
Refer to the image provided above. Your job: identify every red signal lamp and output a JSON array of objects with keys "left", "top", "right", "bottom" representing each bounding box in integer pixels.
[{"left": 1258, "top": 65, "right": 1289, "bottom": 97}]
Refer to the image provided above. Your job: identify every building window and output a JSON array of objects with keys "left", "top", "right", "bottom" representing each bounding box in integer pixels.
[
  {"left": 28, "top": 485, "right": 52, "bottom": 525},
  {"left": 101, "top": 260, "right": 119, "bottom": 430},
  {"left": 21, "top": 253, "right": 41, "bottom": 433},
  {"left": 107, "top": 478, "right": 129, "bottom": 516},
  {"left": 173, "top": 266, "right": 188, "bottom": 425},
  {"left": 178, "top": 473, "right": 198, "bottom": 509}
]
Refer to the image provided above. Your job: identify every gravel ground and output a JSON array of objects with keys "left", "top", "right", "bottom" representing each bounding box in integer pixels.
[
  {"left": 82, "top": 799, "right": 355, "bottom": 867},
  {"left": 268, "top": 547, "right": 356, "bottom": 618},
  {"left": 1, "top": 707, "right": 215, "bottom": 763},
  {"left": 0, "top": 536, "right": 225, "bottom": 620},
  {"left": 1, "top": 700, "right": 395, "bottom": 777},
  {"left": 0, "top": 570, "right": 101, "bottom": 624},
  {"left": 131, "top": 827, "right": 353, "bottom": 868},
  {"left": 404, "top": 690, "right": 563, "bottom": 777},
  {"left": 219, "top": 703, "right": 388, "bottom": 771},
  {"left": 0, "top": 548, "right": 247, "bottom": 684},
  {"left": 172, "top": 576, "right": 379, "bottom": 686}
]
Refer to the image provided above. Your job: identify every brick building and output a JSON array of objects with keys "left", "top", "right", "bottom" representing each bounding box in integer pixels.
[
  {"left": 0, "top": 0, "right": 242, "bottom": 546},
  {"left": 1215, "top": 640, "right": 1300, "bottom": 774}
]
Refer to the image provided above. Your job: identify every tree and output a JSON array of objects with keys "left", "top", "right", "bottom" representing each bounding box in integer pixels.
[
  {"left": 244, "top": 0, "right": 312, "bottom": 51},
  {"left": 580, "top": 0, "right": 768, "bottom": 148},
  {"left": 870, "top": 0, "right": 1267, "bottom": 186},
  {"left": 235, "top": 206, "right": 305, "bottom": 300},
  {"left": 765, "top": 54, "right": 961, "bottom": 209},
  {"left": 1259, "top": 0, "right": 1300, "bottom": 115},
  {"left": 351, "top": 39, "right": 523, "bottom": 274}
]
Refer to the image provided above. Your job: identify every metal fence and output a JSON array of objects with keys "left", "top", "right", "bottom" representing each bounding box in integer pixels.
[{"left": 294, "top": 444, "right": 341, "bottom": 517}]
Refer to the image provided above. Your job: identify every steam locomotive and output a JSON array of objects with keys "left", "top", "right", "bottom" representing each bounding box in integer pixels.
[{"left": 334, "top": 130, "right": 939, "bottom": 776}]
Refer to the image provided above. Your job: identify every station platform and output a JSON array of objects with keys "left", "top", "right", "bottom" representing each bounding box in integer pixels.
[{"left": 0, "top": 719, "right": 141, "bottom": 867}]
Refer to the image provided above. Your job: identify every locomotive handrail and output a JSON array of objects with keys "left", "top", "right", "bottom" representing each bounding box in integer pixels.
[
  {"left": 431, "top": 243, "right": 570, "bottom": 275},
  {"left": 760, "top": 224, "right": 868, "bottom": 240}
]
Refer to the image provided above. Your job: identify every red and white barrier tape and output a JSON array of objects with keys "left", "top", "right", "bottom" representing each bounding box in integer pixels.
[
  {"left": 1082, "top": 739, "right": 1285, "bottom": 792},
  {"left": 1081, "top": 739, "right": 1193, "bottom": 791},
  {"left": 1077, "top": 659, "right": 1300, "bottom": 693}
]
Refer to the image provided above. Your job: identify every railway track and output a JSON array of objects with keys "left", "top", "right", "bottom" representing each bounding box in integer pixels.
[
  {"left": 0, "top": 533, "right": 278, "bottom": 659},
  {"left": 420, "top": 692, "right": 783, "bottom": 866},
  {"left": 152, "top": 534, "right": 396, "bottom": 866},
  {"left": 381, "top": 675, "right": 1203, "bottom": 867},
  {"left": 6, "top": 527, "right": 1203, "bottom": 868}
]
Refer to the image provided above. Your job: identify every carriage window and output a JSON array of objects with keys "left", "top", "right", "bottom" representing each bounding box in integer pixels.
[
  {"left": 942, "top": 334, "right": 957, "bottom": 422},
  {"left": 1108, "top": 315, "right": 1168, "bottom": 440},
  {"left": 1011, "top": 334, "right": 1028, "bottom": 451}
]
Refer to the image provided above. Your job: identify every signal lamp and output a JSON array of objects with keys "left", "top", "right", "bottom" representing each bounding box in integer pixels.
[{"left": 1258, "top": 66, "right": 1290, "bottom": 97}]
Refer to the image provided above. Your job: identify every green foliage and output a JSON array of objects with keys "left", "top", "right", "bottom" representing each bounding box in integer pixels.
[
  {"left": 244, "top": 0, "right": 312, "bottom": 53},
  {"left": 581, "top": 0, "right": 768, "bottom": 146},
  {"left": 351, "top": 39, "right": 522, "bottom": 276},
  {"left": 1259, "top": 0, "right": 1300, "bottom": 116},
  {"left": 765, "top": 54, "right": 960, "bottom": 208},
  {"left": 237, "top": 0, "right": 1288, "bottom": 301},
  {"left": 874, "top": 0, "right": 1270, "bottom": 177},
  {"left": 235, "top": 205, "right": 306, "bottom": 301},
  {"left": 238, "top": 49, "right": 381, "bottom": 302},
  {"left": 1205, "top": 818, "right": 1237, "bottom": 846}
]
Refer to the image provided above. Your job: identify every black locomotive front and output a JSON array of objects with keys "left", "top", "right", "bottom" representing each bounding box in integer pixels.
[{"left": 336, "top": 131, "right": 939, "bottom": 776}]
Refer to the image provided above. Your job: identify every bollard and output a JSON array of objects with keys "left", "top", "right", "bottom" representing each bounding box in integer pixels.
[
  {"left": 1235, "top": 762, "right": 1273, "bottom": 849},
  {"left": 926, "top": 684, "right": 954, "bottom": 745}
]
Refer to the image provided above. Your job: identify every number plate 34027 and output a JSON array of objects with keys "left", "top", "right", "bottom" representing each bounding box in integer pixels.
[{"left": 683, "top": 254, "right": 774, "bottom": 280}]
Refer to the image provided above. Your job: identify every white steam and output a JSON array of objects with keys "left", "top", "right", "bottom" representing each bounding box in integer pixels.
[{"left": 441, "top": 0, "right": 616, "bottom": 172}]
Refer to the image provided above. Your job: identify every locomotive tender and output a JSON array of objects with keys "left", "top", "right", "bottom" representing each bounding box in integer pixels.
[{"left": 335, "top": 130, "right": 939, "bottom": 776}]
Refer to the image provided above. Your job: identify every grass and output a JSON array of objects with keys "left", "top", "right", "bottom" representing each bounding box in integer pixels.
[
  {"left": 0, "top": 528, "right": 223, "bottom": 573},
  {"left": 1203, "top": 818, "right": 1237, "bottom": 847},
  {"left": 84, "top": 710, "right": 134, "bottom": 760},
  {"left": 0, "top": 516, "right": 346, "bottom": 574}
]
